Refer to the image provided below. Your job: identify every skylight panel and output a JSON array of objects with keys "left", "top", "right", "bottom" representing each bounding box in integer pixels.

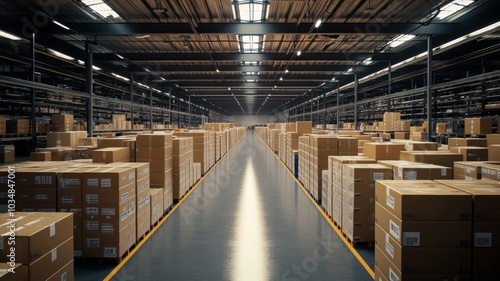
[
  {"left": 82, "top": 0, "right": 121, "bottom": 19},
  {"left": 388, "top": 34, "right": 416, "bottom": 48},
  {"left": 437, "top": 0, "right": 474, "bottom": 20}
]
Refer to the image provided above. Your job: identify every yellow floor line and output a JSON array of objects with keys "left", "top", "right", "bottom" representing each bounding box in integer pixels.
[
  {"left": 103, "top": 133, "right": 247, "bottom": 281},
  {"left": 256, "top": 134, "right": 375, "bottom": 279}
]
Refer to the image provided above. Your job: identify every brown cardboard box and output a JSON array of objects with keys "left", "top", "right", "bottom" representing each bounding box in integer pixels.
[
  {"left": 400, "top": 151, "right": 463, "bottom": 168},
  {"left": 51, "top": 114, "right": 74, "bottom": 132},
  {"left": 45, "top": 260, "right": 74, "bottom": 281},
  {"left": 0, "top": 116, "right": 5, "bottom": 134},
  {"left": 82, "top": 218, "right": 135, "bottom": 258},
  {"left": 481, "top": 163, "right": 500, "bottom": 182},
  {"left": 486, "top": 134, "right": 500, "bottom": 146},
  {"left": 0, "top": 145, "right": 15, "bottom": 163},
  {"left": 375, "top": 180, "right": 472, "bottom": 221},
  {"left": 47, "top": 131, "right": 87, "bottom": 148},
  {"left": 453, "top": 161, "right": 500, "bottom": 180},
  {"left": 436, "top": 123, "right": 453, "bottom": 134},
  {"left": 16, "top": 187, "right": 57, "bottom": 205},
  {"left": 92, "top": 147, "right": 130, "bottom": 164},
  {"left": 465, "top": 118, "right": 493, "bottom": 135},
  {"left": 394, "top": 132, "right": 409, "bottom": 140},
  {"left": 30, "top": 151, "right": 51, "bottom": 161},
  {"left": 7, "top": 119, "right": 30, "bottom": 134},
  {"left": 363, "top": 142, "right": 406, "bottom": 160},
  {"left": 489, "top": 144, "right": 500, "bottom": 161},
  {"left": 82, "top": 167, "right": 136, "bottom": 189},
  {"left": 15, "top": 168, "right": 58, "bottom": 188},
  {"left": 25, "top": 237, "right": 73, "bottom": 281},
  {"left": 150, "top": 188, "right": 163, "bottom": 225},
  {"left": 136, "top": 133, "right": 173, "bottom": 148},
  {"left": 79, "top": 137, "right": 99, "bottom": 147},
  {"left": 0, "top": 212, "right": 73, "bottom": 264},
  {"left": 402, "top": 141, "right": 438, "bottom": 151},
  {"left": 392, "top": 163, "right": 452, "bottom": 180},
  {"left": 450, "top": 146, "right": 489, "bottom": 161},
  {"left": 375, "top": 203, "right": 471, "bottom": 248},
  {"left": 0, "top": 263, "right": 24, "bottom": 281},
  {"left": 296, "top": 121, "right": 312, "bottom": 134},
  {"left": 75, "top": 146, "right": 95, "bottom": 159},
  {"left": 448, "top": 138, "right": 487, "bottom": 148}
]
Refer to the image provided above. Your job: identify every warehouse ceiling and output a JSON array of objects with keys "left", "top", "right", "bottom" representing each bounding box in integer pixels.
[{"left": 0, "top": 0, "right": 499, "bottom": 115}]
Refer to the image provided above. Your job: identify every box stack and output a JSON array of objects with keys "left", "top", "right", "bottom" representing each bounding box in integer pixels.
[
  {"left": 363, "top": 142, "right": 406, "bottom": 161},
  {"left": 449, "top": 146, "right": 489, "bottom": 161},
  {"left": 134, "top": 163, "right": 151, "bottom": 241},
  {"left": 215, "top": 131, "right": 221, "bottom": 161},
  {"left": 453, "top": 161, "right": 500, "bottom": 180},
  {"left": 481, "top": 163, "right": 500, "bottom": 182},
  {"left": 437, "top": 180, "right": 500, "bottom": 280},
  {"left": 310, "top": 135, "right": 338, "bottom": 201},
  {"left": 97, "top": 137, "right": 136, "bottom": 162},
  {"left": 396, "top": 120, "right": 411, "bottom": 132},
  {"left": 82, "top": 167, "right": 137, "bottom": 259},
  {"left": 383, "top": 112, "right": 401, "bottom": 131},
  {"left": 136, "top": 134, "right": 173, "bottom": 211},
  {"left": 30, "top": 151, "right": 51, "bottom": 161},
  {"left": 112, "top": 114, "right": 127, "bottom": 130},
  {"left": 15, "top": 168, "right": 58, "bottom": 212},
  {"left": 52, "top": 114, "right": 74, "bottom": 132},
  {"left": 0, "top": 116, "right": 5, "bottom": 134},
  {"left": 92, "top": 147, "right": 130, "bottom": 164},
  {"left": 208, "top": 131, "right": 216, "bottom": 169},
  {"left": 172, "top": 138, "right": 191, "bottom": 201},
  {"left": 321, "top": 170, "right": 330, "bottom": 212},
  {"left": 342, "top": 164, "right": 392, "bottom": 243},
  {"left": 374, "top": 181, "right": 472, "bottom": 281},
  {"left": 400, "top": 151, "right": 463, "bottom": 168},
  {"left": 279, "top": 132, "right": 287, "bottom": 163},
  {"left": 436, "top": 123, "right": 453, "bottom": 135},
  {"left": 409, "top": 126, "right": 427, "bottom": 141},
  {"left": 47, "top": 131, "right": 88, "bottom": 149},
  {"left": 465, "top": 117, "right": 493, "bottom": 135},
  {"left": 174, "top": 131, "right": 209, "bottom": 174},
  {"left": 298, "top": 136, "right": 310, "bottom": 187},
  {"left": 0, "top": 144, "right": 15, "bottom": 163},
  {"left": 286, "top": 132, "right": 299, "bottom": 171},
  {"left": 329, "top": 156, "right": 376, "bottom": 227},
  {"left": 489, "top": 144, "right": 500, "bottom": 161},
  {"left": 0, "top": 212, "right": 74, "bottom": 281},
  {"left": 219, "top": 132, "right": 227, "bottom": 156},
  {"left": 448, "top": 138, "right": 487, "bottom": 149},
  {"left": 7, "top": 119, "right": 30, "bottom": 134},
  {"left": 269, "top": 129, "right": 280, "bottom": 153},
  {"left": 296, "top": 121, "right": 312, "bottom": 134},
  {"left": 389, "top": 161, "right": 453, "bottom": 180},
  {"left": 150, "top": 188, "right": 163, "bottom": 226}
]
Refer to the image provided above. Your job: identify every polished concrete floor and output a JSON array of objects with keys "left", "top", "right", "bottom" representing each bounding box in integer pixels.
[{"left": 76, "top": 131, "right": 374, "bottom": 281}]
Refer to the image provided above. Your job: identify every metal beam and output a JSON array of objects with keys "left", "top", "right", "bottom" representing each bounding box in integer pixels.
[
  {"left": 128, "top": 64, "right": 372, "bottom": 73},
  {"left": 354, "top": 73, "right": 358, "bottom": 130},
  {"left": 176, "top": 81, "right": 337, "bottom": 88},
  {"left": 130, "top": 72, "right": 134, "bottom": 130},
  {"left": 35, "top": 23, "right": 460, "bottom": 35},
  {"left": 94, "top": 52, "right": 391, "bottom": 62},
  {"left": 146, "top": 74, "right": 341, "bottom": 81}
]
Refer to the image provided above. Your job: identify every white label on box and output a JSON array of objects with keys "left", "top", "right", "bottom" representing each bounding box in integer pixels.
[
  {"left": 51, "top": 248, "right": 57, "bottom": 261},
  {"left": 104, "top": 247, "right": 117, "bottom": 257},
  {"left": 61, "top": 272, "right": 67, "bottom": 281},
  {"left": 86, "top": 207, "right": 98, "bottom": 216},
  {"left": 397, "top": 168, "right": 402, "bottom": 178},
  {"left": 129, "top": 172, "right": 135, "bottom": 180},
  {"left": 372, "top": 172, "right": 385, "bottom": 180},
  {"left": 50, "top": 223, "right": 56, "bottom": 237},
  {"left": 101, "top": 223, "right": 115, "bottom": 234},
  {"left": 385, "top": 233, "right": 395, "bottom": 258},
  {"left": 441, "top": 169, "right": 447, "bottom": 176},
  {"left": 407, "top": 143, "right": 413, "bottom": 151},
  {"left": 85, "top": 221, "right": 99, "bottom": 231},
  {"left": 403, "top": 171, "right": 417, "bottom": 180},
  {"left": 386, "top": 192, "right": 395, "bottom": 210},
  {"left": 403, "top": 232, "right": 420, "bottom": 246},
  {"left": 57, "top": 140, "right": 61, "bottom": 146},
  {"left": 86, "top": 238, "right": 99, "bottom": 248},
  {"left": 475, "top": 232, "right": 492, "bottom": 247},
  {"left": 121, "top": 192, "right": 129, "bottom": 203},
  {"left": 35, "top": 194, "right": 48, "bottom": 200},
  {"left": 101, "top": 208, "right": 115, "bottom": 216},
  {"left": 389, "top": 220, "right": 400, "bottom": 241},
  {"left": 60, "top": 196, "right": 74, "bottom": 204},
  {"left": 35, "top": 176, "right": 52, "bottom": 185},
  {"left": 85, "top": 194, "right": 98, "bottom": 204},
  {"left": 389, "top": 268, "right": 399, "bottom": 281},
  {"left": 87, "top": 178, "right": 98, "bottom": 187},
  {"left": 60, "top": 178, "right": 80, "bottom": 188},
  {"left": 101, "top": 178, "right": 111, "bottom": 188}
]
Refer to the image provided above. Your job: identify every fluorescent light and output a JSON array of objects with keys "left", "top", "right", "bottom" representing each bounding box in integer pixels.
[
  {"left": 469, "top": 21, "right": 500, "bottom": 37},
  {"left": 116, "top": 54, "right": 124, "bottom": 59},
  {"left": 82, "top": 0, "right": 121, "bottom": 19},
  {"left": 362, "top": 57, "right": 373, "bottom": 65},
  {"left": 347, "top": 68, "right": 353, "bottom": 72},
  {"left": 52, "top": 20, "right": 70, "bottom": 30},
  {"left": 145, "top": 68, "right": 151, "bottom": 72},
  {"left": 388, "top": 34, "right": 416, "bottom": 48},
  {"left": 136, "top": 35, "right": 150, "bottom": 39},
  {"left": 160, "top": 77, "right": 166, "bottom": 81},
  {"left": 77, "top": 60, "right": 85, "bottom": 65},
  {"left": 297, "top": 50, "right": 302, "bottom": 56},
  {"left": 279, "top": 77, "right": 283, "bottom": 81},
  {"left": 315, "top": 19, "right": 322, "bottom": 28},
  {"left": 228, "top": 87, "right": 231, "bottom": 91},
  {"left": 92, "top": 65, "right": 101, "bottom": 71},
  {"left": 48, "top": 49, "right": 74, "bottom": 60},
  {"left": 216, "top": 68, "right": 220, "bottom": 73},
  {"left": 112, "top": 73, "right": 130, "bottom": 81},
  {"left": 437, "top": 0, "right": 474, "bottom": 20},
  {"left": 285, "top": 69, "right": 289, "bottom": 73},
  {"left": 0, "top": 30, "right": 21, "bottom": 41}
]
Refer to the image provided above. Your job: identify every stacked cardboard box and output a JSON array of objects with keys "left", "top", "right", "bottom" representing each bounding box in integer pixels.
[
  {"left": 150, "top": 188, "right": 164, "bottom": 225},
  {"left": 465, "top": 118, "right": 493, "bottom": 135},
  {"left": 269, "top": 129, "right": 280, "bottom": 153},
  {"left": 342, "top": 164, "right": 392, "bottom": 243},
  {"left": 136, "top": 134, "right": 173, "bottom": 210},
  {"left": 134, "top": 163, "right": 151, "bottom": 241},
  {"left": 0, "top": 116, "right": 5, "bottom": 134},
  {"left": 394, "top": 132, "right": 409, "bottom": 140},
  {"left": 15, "top": 168, "right": 58, "bottom": 212},
  {"left": 329, "top": 156, "right": 376, "bottom": 227},
  {"left": 7, "top": 119, "right": 30, "bottom": 134},
  {"left": 51, "top": 114, "right": 74, "bottom": 132},
  {"left": 310, "top": 135, "right": 338, "bottom": 201},
  {"left": 409, "top": 126, "right": 427, "bottom": 141},
  {"left": 453, "top": 161, "right": 500, "bottom": 180},
  {"left": 298, "top": 136, "right": 310, "bottom": 186},
  {"left": 0, "top": 263, "right": 24, "bottom": 281},
  {"left": 481, "top": 163, "right": 500, "bottom": 182},
  {"left": 450, "top": 146, "right": 489, "bottom": 161},
  {"left": 36, "top": 122, "right": 50, "bottom": 133},
  {"left": 390, "top": 140, "right": 438, "bottom": 151},
  {"left": 92, "top": 147, "right": 130, "bottom": 164},
  {"left": 30, "top": 151, "right": 51, "bottom": 161},
  {"left": 396, "top": 120, "right": 411, "bottom": 132},
  {"left": 219, "top": 132, "right": 227, "bottom": 156},
  {"left": 400, "top": 151, "right": 463, "bottom": 168},
  {"left": 215, "top": 131, "right": 221, "bottom": 161},
  {"left": 82, "top": 167, "right": 137, "bottom": 258},
  {"left": 0, "top": 145, "right": 15, "bottom": 163},
  {"left": 279, "top": 132, "right": 287, "bottom": 163},
  {"left": 97, "top": 137, "right": 136, "bottom": 162},
  {"left": 488, "top": 144, "right": 500, "bottom": 161},
  {"left": 172, "top": 138, "right": 192, "bottom": 201},
  {"left": 296, "top": 121, "right": 312, "bottom": 134},
  {"left": 0, "top": 212, "right": 74, "bottom": 281},
  {"left": 375, "top": 181, "right": 472, "bottom": 281},
  {"left": 363, "top": 142, "right": 406, "bottom": 161},
  {"left": 389, "top": 161, "right": 452, "bottom": 180},
  {"left": 286, "top": 132, "right": 299, "bottom": 170},
  {"left": 436, "top": 123, "right": 453, "bottom": 134},
  {"left": 437, "top": 180, "right": 500, "bottom": 280},
  {"left": 174, "top": 131, "right": 209, "bottom": 174},
  {"left": 47, "top": 131, "right": 88, "bottom": 149},
  {"left": 448, "top": 138, "right": 487, "bottom": 149},
  {"left": 383, "top": 112, "right": 401, "bottom": 131},
  {"left": 112, "top": 114, "right": 127, "bottom": 130},
  {"left": 321, "top": 170, "right": 330, "bottom": 212},
  {"left": 208, "top": 131, "right": 216, "bottom": 169}
]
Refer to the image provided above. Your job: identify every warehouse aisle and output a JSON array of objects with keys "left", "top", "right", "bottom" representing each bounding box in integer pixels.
[{"left": 104, "top": 131, "right": 374, "bottom": 281}]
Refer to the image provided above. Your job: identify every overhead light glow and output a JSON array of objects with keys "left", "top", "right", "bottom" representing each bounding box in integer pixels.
[
  {"left": 52, "top": 20, "right": 70, "bottom": 30},
  {"left": 347, "top": 68, "right": 353, "bottom": 72},
  {"left": 228, "top": 87, "right": 231, "bottom": 91},
  {"left": 77, "top": 60, "right": 85, "bottom": 65},
  {"left": 437, "top": 0, "right": 474, "bottom": 20},
  {"left": 216, "top": 68, "right": 220, "bottom": 72},
  {"left": 297, "top": 50, "right": 302, "bottom": 56},
  {"left": 82, "top": 0, "right": 121, "bottom": 19},
  {"left": 0, "top": 30, "right": 21, "bottom": 41},
  {"left": 136, "top": 35, "right": 150, "bottom": 39},
  {"left": 48, "top": 49, "right": 74, "bottom": 61},
  {"left": 111, "top": 73, "right": 130, "bottom": 81},
  {"left": 285, "top": 69, "right": 289, "bottom": 73},
  {"left": 92, "top": 65, "right": 101, "bottom": 71},
  {"left": 116, "top": 54, "right": 124, "bottom": 59},
  {"left": 315, "top": 19, "right": 322, "bottom": 28},
  {"left": 279, "top": 77, "right": 283, "bottom": 81},
  {"left": 388, "top": 34, "right": 416, "bottom": 48},
  {"left": 362, "top": 57, "right": 373, "bottom": 65}
]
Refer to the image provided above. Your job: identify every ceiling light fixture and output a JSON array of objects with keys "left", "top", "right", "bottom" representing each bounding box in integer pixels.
[
  {"left": 52, "top": 20, "right": 70, "bottom": 30},
  {"left": 314, "top": 19, "right": 322, "bottom": 28},
  {"left": 297, "top": 50, "right": 302, "bottom": 56},
  {"left": 285, "top": 69, "right": 289, "bottom": 73},
  {"left": 136, "top": 35, "right": 151, "bottom": 39},
  {"left": 279, "top": 77, "right": 283, "bottom": 81},
  {"left": 216, "top": 68, "right": 220, "bottom": 73},
  {"left": 116, "top": 54, "right": 124, "bottom": 59},
  {"left": 228, "top": 87, "right": 231, "bottom": 90},
  {"left": 0, "top": 30, "right": 21, "bottom": 41},
  {"left": 48, "top": 49, "right": 74, "bottom": 61}
]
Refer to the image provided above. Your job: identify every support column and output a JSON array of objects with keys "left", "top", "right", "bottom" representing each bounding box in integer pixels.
[
  {"left": 149, "top": 85, "right": 153, "bottom": 130},
  {"left": 130, "top": 72, "right": 134, "bottom": 130},
  {"left": 323, "top": 89, "right": 326, "bottom": 129},
  {"left": 310, "top": 91, "right": 314, "bottom": 123},
  {"left": 354, "top": 73, "right": 359, "bottom": 130},
  {"left": 169, "top": 90, "right": 172, "bottom": 125},
  {"left": 387, "top": 61, "right": 392, "bottom": 111},
  {"left": 188, "top": 93, "right": 191, "bottom": 128},
  {"left": 336, "top": 82, "right": 340, "bottom": 130},
  {"left": 426, "top": 35, "right": 433, "bottom": 141},
  {"left": 85, "top": 41, "right": 94, "bottom": 137},
  {"left": 30, "top": 33, "right": 36, "bottom": 152}
]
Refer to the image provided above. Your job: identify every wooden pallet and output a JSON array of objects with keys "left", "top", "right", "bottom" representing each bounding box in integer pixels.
[{"left": 342, "top": 233, "right": 375, "bottom": 248}]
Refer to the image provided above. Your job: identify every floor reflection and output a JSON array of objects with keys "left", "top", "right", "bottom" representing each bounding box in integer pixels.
[{"left": 229, "top": 159, "right": 271, "bottom": 281}]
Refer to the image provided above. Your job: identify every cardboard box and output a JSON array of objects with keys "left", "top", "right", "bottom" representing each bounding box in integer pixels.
[
  {"left": 30, "top": 151, "right": 51, "bottom": 161},
  {"left": 392, "top": 163, "right": 452, "bottom": 180},
  {"left": 296, "top": 121, "right": 312, "bottom": 134},
  {"left": 7, "top": 119, "right": 29, "bottom": 134},
  {"left": 79, "top": 137, "right": 99, "bottom": 147},
  {"left": 0, "top": 263, "right": 24, "bottom": 281},
  {"left": 51, "top": 114, "right": 74, "bottom": 132},
  {"left": 0, "top": 212, "right": 73, "bottom": 264},
  {"left": 487, "top": 134, "right": 500, "bottom": 146},
  {"left": 92, "top": 147, "right": 130, "bottom": 164},
  {"left": 450, "top": 146, "right": 489, "bottom": 161},
  {"left": 45, "top": 260, "right": 74, "bottom": 281},
  {"left": 489, "top": 144, "right": 500, "bottom": 161},
  {"left": 465, "top": 118, "right": 492, "bottom": 135},
  {"left": 25, "top": 237, "right": 73, "bottom": 281},
  {"left": 47, "top": 131, "right": 88, "bottom": 148},
  {"left": 448, "top": 138, "right": 487, "bottom": 148},
  {"left": 400, "top": 151, "right": 463, "bottom": 168},
  {"left": 375, "top": 180, "right": 472, "bottom": 221},
  {"left": 14, "top": 168, "right": 58, "bottom": 188},
  {"left": 436, "top": 123, "right": 453, "bottom": 134},
  {"left": 363, "top": 142, "right": 406, "bottom": 160},
  {"left": 481, "top": 163, "right": 500, "bottom": 182},
  {"left": 453, "top": 161, "right": 500, "bottom": 180},
  {"left": 0, "top": 145, "right": 15, "bottom": 163},
  {"left": 394, "top": 132, "right": 409, "bottom": 140}
]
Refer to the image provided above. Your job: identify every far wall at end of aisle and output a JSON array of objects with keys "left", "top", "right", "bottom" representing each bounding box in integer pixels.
[{"left": 233, "top": 115, "right": 276, "bottom": 127}]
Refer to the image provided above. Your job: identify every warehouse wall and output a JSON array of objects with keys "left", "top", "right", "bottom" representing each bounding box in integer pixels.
[{"left": 233, "top": 115, "right": 276, "bottom": 126}]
